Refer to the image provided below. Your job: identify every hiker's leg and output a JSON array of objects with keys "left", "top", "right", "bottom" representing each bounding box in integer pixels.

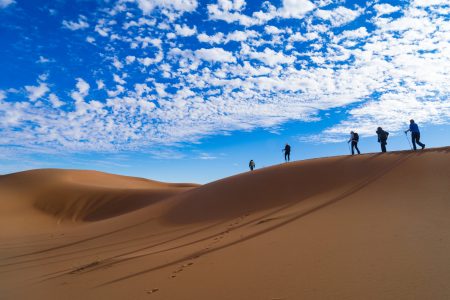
[
  {"left": 351, "top": 142, "right": 355, "bottom": 155},
  {"left": 415, "top": 133, "right": 425, "bottom": 148},
  {"left": 411, "top": 133, "right": 417, "bottom": 150},
  {"left": 354, "top": 142, "right": 360, "bottom": 154},
  {"left": 381, "top": 142, "right": 386, "bottom": 152}
]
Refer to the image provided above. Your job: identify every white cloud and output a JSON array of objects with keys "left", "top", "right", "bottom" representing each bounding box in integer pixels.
[
  {"left": 62, "top": 16, "right": 89, "bottom": 30},
  {"left": 195, "top": 48, "right": 236, "bottom": 63},
  {"left": 265, "top": 25, "right": 284, "bottom": 35},
  {"left": 207, "top": 0, "right": 256, "bottom": 26},
  {"left": 113, "top": 57, "right": 123, "bottom": 69},
  {"left": 36, "top": 56, "right": 52, "bottom": 63},
  {"left": 315, "top": 6, "right": 362, "bottom": 27},
  {"left": 226, "top": 30, "right": 258, "bottom": 42},
  {"left": 167, "top": 32, "right": 177, "bottom": 39},
  {"left": 175, "top": 24, "right": 197, "bottom": 37},
  {"left": 38, "top": 74, "right": 49, "bottom": 81},
  {"left": 373, "top": 4, "right": 401, "bottom": 17},
  {"left": 138, "top": 52, "right": 164, "bottom": 66},
  {"left": 134, "top": 83, "right": 149, "bottom": 96},
  {"left": 95, "top": 22, "right": 109, "bottom": 37},
  {"left": 214, "top": 0, "right": 246, "bottom": 11},
  {"left": 279, "top": 0, "right": 316, "bottom": 19},
  {"left": 136, "top": 0, "right": 198, "bottom": 14},
  {"left": 0, "top": 90, "right": 6, "bottom": 101},
  {"left": 136, "top": 37, "right": 162, "bottom": 48},
  {"left": 113, "top": 74, "right": 126, "bottom": 85},
  {"left": 288, "top": 32, "right": 307, "bottom": 42},
  {"left": 198, "top": 32, "right": 224, "bottom": 44},
  {"left": 25, "top": 83, "right": 49, "bottom": 101},
  {"left": 0, "top": 0, "right": 14, "bottom": 9},
  {"left": 413, "top": 0, "right": 448, "bottom": 7},
  {"left": 96, "top": 80, "right": 105, "bottom": 90},
  {"left": 48, "top": 93, "right": 64, "bottom": 108},
  {"left": 207, "top": 0, "right": 315, "bottom": 26},
  {"left": 249, "top": 48, "right": 296, "bottom": 66},
  {"left": 155, "top": 83, "right": 167, "bottom": 97},
  {"left": 76, "top": 78, "right": 89, "bottom": 95},
  {"left": 336, "top": 27, "right": 368, "bottom": 42},
  {"left": 126, "top": 55, "right": 136, "bottom": 64},
  {"left": 71, "top": 78, "right": 90, "bottom": 103}
]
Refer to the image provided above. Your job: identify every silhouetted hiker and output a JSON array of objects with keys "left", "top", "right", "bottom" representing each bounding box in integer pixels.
[
  {"left": 347, "top": 131, "right": 361, "bottom": 155},
  {"left": 376, "top": 127, "right": 389, "bottom": 153},
  {"left": 283, "top": 143, "right": 291, "bottom": 162},
  {"left": 249, "top": 159, "right": 255, "bottom": 171},
  {"left": 404, "top": 119, "right": 425, "bottom": 150}
]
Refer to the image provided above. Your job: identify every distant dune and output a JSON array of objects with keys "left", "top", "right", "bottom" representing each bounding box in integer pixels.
[
  {"left": 1, "top": 147, "right": 450, "bottom": 299},
  {"left": 0, "top": 169, "right": 198, "bottom": 230}
]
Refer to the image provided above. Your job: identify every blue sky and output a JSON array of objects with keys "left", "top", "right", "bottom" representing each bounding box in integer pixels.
[{"left": 0, "top": 0, "right": 449, "bottom": 183}]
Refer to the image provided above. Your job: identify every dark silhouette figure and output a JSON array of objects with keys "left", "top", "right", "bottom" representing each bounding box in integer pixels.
[
  {"left": 376, "top": 127, "right": 389, "bottom": 152},
  {"left": 249, "top": 159, "right": 255, "bottom": 171},
  {"left": 283, "top": 143, "right": 291, "bottom": 162},
  {"left": 405, "top": 119, "right": 425, "bottom": 150},
  {"left": 347, "top": 131, "right": 361, "bottom": 155}
]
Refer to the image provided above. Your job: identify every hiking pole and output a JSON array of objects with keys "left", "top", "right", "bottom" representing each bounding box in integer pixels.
[{"left": 404, "top": 132, "right": 413, "bottom": 150}]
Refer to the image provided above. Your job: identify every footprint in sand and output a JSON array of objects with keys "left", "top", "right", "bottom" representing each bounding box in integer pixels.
[
  {"left": 170, "top": 261, "right": 195, "bottom": 278},
  {"left": 145, "top": 288, "right": 159, "bottom": 294}
]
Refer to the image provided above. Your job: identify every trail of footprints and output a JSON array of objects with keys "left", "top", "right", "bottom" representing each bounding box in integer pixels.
[
  {"left": 168, "top": 213, "right": 249, "bottom": 280},
  {"left": 145, "top": 214, "right": 251, "bottom": 295}
]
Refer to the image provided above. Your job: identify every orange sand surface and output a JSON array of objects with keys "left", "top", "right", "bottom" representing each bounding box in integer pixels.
[{"left": 1, "top": 148, "right": 450, "bottom": 299}]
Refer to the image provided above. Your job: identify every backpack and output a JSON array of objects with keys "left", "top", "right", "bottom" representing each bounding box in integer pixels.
[
  {"left": 380, "top": 131, "right": 389, "bottom": 140},
  {"left": 353, "top": 132, "right": 359, "bottom": 142}
]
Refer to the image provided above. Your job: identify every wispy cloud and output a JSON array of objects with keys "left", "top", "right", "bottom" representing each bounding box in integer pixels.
[
  {"left": 0, "top": 0, "right": 14, "bottom": 9},
  {"left": 62, "top": 15, "right": 89, "bottom": 30}
]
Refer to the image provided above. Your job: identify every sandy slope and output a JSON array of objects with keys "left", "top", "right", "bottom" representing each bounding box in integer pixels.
[{"left": 1, "top": 148, "right": 450, "bottom": 299}]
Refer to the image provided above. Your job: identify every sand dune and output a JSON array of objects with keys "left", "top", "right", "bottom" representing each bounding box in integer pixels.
[
  {"left": 1, "top": 148, "right": 450, "bottom": 299},
  {"left": 0, "top": 169, "right": 198, "bottom": 232}
]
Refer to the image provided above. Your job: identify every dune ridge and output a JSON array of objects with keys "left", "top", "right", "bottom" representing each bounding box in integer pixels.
[{"left": 1, "top": 147, "right": 450, "bottom": 300}]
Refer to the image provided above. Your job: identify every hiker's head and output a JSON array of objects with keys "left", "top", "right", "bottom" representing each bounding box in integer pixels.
[
  {"left": 350, "top": 131, "right": 354, "bottom": 134},
  {"left": 410, "top": 119, "right": 414, "bottom": 124},
  {"left": 377, "top": 127, "right": 382, "bottom": 131}
]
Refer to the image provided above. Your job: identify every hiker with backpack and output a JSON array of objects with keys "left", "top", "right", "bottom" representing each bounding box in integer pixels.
[
  {"left": 249, "top": 160, "right": 255, "bottom": 171},
  {"left": 404, "top": 119, "right": 426, "bottom": 150},
  {"left": 376, "top": 127, "right": 389, "bottom": 152},
  {"left": 347, "top": 131, "right": 361, "bottom": 155},
  {"left": 282, "top": 143, "right": 291, "bottom": 162}
]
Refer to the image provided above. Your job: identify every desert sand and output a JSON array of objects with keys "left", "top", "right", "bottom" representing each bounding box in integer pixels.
[{"left": 1, "top": 147, "right": 450, "bottom": 299}]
